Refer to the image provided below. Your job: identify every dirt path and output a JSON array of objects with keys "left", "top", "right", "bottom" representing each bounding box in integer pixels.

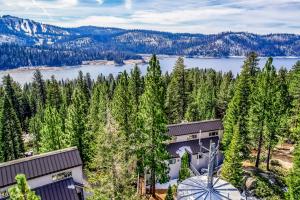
[{"left": 272, "top": 143, "right": 294, "bottom": 169}]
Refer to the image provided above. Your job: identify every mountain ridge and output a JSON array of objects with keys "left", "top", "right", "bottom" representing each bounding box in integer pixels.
[{"left": 0, "top": 15, "right": 299, "bottom": 69}]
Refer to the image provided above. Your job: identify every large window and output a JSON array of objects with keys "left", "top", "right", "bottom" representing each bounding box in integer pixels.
[
  {"left": 187, "top": 134, "right": 197, "bottom": 140},
  {"left": 209, "top": 131, "right": 218, "bottom": 137},
  {"left": 52, "top": 171, "right": 72, "bottom": 182}
]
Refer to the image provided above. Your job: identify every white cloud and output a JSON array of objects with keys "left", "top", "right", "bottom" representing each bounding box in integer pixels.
[
  {"left": 96, "top": 0, "right": 104, "bottom": 5},
  {"left": 0, "top": 0, "right": 299, "bottom": 34},
  {"left": 125, "top": 0, "right": 132, "bottom": 10}
]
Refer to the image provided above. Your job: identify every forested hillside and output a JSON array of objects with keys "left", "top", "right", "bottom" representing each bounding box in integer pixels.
[
  {"left": 0, "top": 15, "right": 299, "bottom": 69},
  {"left": 0, "top": 54, "right": 299, "bottom": 199}
]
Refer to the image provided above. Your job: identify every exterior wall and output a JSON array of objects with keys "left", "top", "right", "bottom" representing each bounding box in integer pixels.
[
  {"left": 0, "top": 166, "right": 83, "bottom": 196},
  {"left": 167, "top": 128, "right": 224, "bottom": 180},
  {"left": 168, "top": 152, "right": 223, "bottom": 180},
  {"left": 191, "top": 153, "right": 209, "bottom": 170},
  {"left": 170, "top": 130, "right": 223, "bottom": 143},
  {"left": 168, "top": 158, "right": 181, "bottom": 180}
]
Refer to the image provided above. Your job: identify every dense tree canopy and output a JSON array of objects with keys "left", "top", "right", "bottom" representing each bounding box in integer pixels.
[{"left": 0, "top": 55, "right": 299, "bottom": 199}]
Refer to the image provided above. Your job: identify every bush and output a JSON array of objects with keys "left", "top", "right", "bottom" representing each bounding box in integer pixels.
[
  {"left": 178, "top": 152, "right": 190, "bottom": 181},
  {"left": 253, "top": 175, "right": 285, "bottom": 199},
  {"left": 254, "top": 178, "right": 274, "bottom": 198},
  {"left": 270, "top": 160, "right": 281, "bottom": 167},
  {"left": 165, "top": 185, "right": 174, "bottom": 200}
]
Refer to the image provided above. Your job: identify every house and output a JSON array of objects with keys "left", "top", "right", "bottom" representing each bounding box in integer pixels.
[
  {"left": 0, "top": 147, "right": 84, "bottom": 200},
  {"left": 166, "top": 119, "right": 224, "bottom": 180}
]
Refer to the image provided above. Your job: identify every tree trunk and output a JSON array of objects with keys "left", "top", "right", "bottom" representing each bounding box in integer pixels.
[
  {"left": 255, "top": 132, "right": 263, "bottom": 168},
  {"left": 266, "top": 144, "right": 272, "bottom": 171},
  {"left": 150, "top": 167, "right": 156, "bottom": 197}
]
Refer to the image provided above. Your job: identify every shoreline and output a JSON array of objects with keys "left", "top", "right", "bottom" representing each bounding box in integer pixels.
[{"left": 0, "top": 56, "right": 299, "bottom": 74}]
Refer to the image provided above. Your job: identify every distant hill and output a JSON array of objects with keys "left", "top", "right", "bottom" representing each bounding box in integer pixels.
[{"left": 0, "top": 15, "right": 299, "bottom": 69}]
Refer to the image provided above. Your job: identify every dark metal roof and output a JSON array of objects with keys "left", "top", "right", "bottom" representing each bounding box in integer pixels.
[
  {"left": 0, "top": 147, "right": 82, "bottom": 188},
  {"left": 1, "top": 178, "right": 81, "bottom": 200},
  {"left": 167, "top": 136, "right": 219, "bottom": 158},
  {"left": 35, "top": 178, "right": 81, "bottom": 200},
  {"left": 167, "top": 119, "right": 223, "bottom": 136}
]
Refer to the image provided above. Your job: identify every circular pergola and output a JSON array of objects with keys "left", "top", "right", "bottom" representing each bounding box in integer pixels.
[{"left": 177, "top": 175, "right": 242, "bottom": 200}]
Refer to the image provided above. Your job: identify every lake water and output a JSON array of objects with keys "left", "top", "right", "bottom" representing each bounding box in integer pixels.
[{"left": 0, "top": 56, "right": 299, "bottom": 84}]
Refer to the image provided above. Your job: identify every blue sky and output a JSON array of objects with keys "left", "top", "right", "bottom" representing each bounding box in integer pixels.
[{"left": 0, "top": 0, "right": 299, "bottom": 34}]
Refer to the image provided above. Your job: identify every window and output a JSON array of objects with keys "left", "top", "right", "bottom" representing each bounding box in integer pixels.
[
  {"left": 169, "top": 159, "right": 176, "bottom": 164},
  {"left": 209, "top": 131, "right": 218, "bottom": 137},
  {"left": 52, "top": 171, "right": 72, "bottom": 182},
  {"left": 197, "top": 154, "right": 202, "bottom": 159},
  {"left": 187, "top": 134, "right": 197, "bottom": 140}
]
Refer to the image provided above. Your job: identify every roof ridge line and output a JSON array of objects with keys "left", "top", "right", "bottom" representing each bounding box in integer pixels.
[
  {"left": 0, "top": 147, "right": 78, "bottom": 168},
  {"left": 167, "top": 119, "right": 221, "bottom": 127}
]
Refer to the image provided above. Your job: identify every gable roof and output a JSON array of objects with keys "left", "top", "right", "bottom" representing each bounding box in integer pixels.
[
  {"left": 167, "top": 136, "right": 219, "bottom": 158},
  {"left": 1, "top": 178, "right": 81, "bottom": 200},
  {"left": 34, "top": 178, "right": 81, "bottom": 200},
  {"left": 0, "top": 147, "right": 82, "bottom": 188},
  {"left": 167, "top": 119, "right": 223, "bottom": 136}
]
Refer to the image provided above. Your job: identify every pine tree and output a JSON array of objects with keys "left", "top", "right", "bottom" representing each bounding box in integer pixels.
[
  {"left": 222, "top": 55, "right": 255, "bottom": 158},
  {"left": 3, "top": 75, "right": 22, "bottom": 122},
  {"left": 248, "top": 58, "right": 282, "bottom": 169},
  {"left": 0, "top": 93, "right": 25, "bottom": 161},
  {"left": 66, "top": 88, "right": 92, "bottom": 164},
  {"left": 287, "top": 143, "right": 300, "bottom": 200},
  {"left": 9, "top": 174, "right": 40, "bottom": 200},
  {"left": 216, "top": 71, "right": 234, "bottom": 118},
  {"left": 32, "top": 69, "right": 46, "bottom": 109},
  {"left": 221, "top": 123, "right": 243, "bottom": 188},
  {"left": 29, "top": 105, "right": 44, "bottom": 153},
  {"left": 166, "top": 57, "right": 187, "bottom": 123},
  {"left": 138, "top": 55, "right": 170, "bottom": 196},
  {"left": 192, "top": 81, "right": 216, "bottom": 120},
  {"left": 128, "top": 65, "right": 143, "bottom": 128},
  {"left": 265, "top": 59, "right": 281, "bottom": 170},
  {"left": 46, "top": 75, "right": 62, "bottom": 110},
  {"left": 288, "top": 61, "right": 300, "bottom": 142},
  {"left": 178, "top": 152, "right": 190, "bottom": 181},
  {"left": 40, "top": 105, "right": 69, "bottom": 152},
  {"left": 77, "top": 71, "right": 91, "bottom": 103},
  {"left": 248, "top": 71, "right": 265, "bottom": 168},
  {"left": 165, "top": 185, "right": 174, "bottom": 200},
  {"left": 19, "top": 88, "right": 32, "bottom": 134},
  {"left": 276, "top": 68, "right": 291, "bottom": 137},
  {"left": 89, "top": 111, "right": 138, "bottom": 200},
  {"left": 112, "top": 71, "right": 132, "bottom": 139},
  {"left": 87, "top": 83, "right": 108, "bottom": 134}
]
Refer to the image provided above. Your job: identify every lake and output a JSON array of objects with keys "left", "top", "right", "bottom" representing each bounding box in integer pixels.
[{"left": 0, "top": 56, "right": 299, "bottom": 84}]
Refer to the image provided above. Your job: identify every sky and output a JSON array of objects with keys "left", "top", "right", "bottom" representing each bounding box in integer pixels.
[{"left": 0, "top": 0, "right": 300, "bottom": 34}]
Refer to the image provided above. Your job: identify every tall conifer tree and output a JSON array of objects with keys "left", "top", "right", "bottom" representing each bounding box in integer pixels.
[
  {"left": 288, "top": 61, "right": 300, "bottom": 141},
  {"left": 40, "top": 105, "right": 69, "bottom": 152},
  {"left": 166, "top": 57, "right": 187, "bottom": 123},
  {"left": 0, "top": 93, "right": 24, "bottom": 161},
  {"left": 222, "top": 54, "right": 256, "bottom": 158},
  {"left": 221, "top": 123, "right": 243, "bottom": 188},
  {"left": 287, "top": 143, "right": 300, "bottom": 200},
  {"left": 32, "top": 70, "right": 47, "bottom": 109},
  {"left": 112, "top": 71, "right": 132, "bottom": 139},
  {"left": 66, "top": 88, "right": 92, "bottom": 164},
  {"left": 138, "top": 55, "right": 170, "bottom": 196}
]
